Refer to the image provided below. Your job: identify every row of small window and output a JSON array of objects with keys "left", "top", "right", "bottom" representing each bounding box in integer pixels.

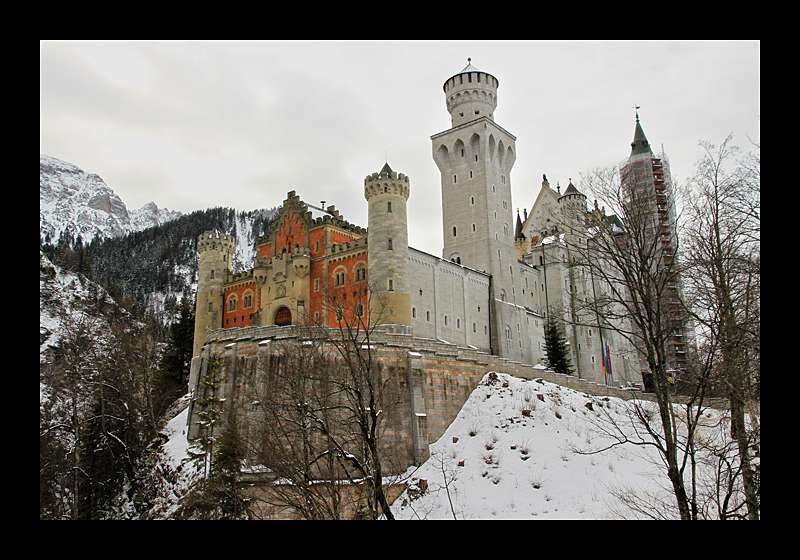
[
  {"left": 225, "top": 293, "right": 253, "bottom": 312},
  {"left": 451, "top": 223, "right": 511, "bottom": 238},
  {"left": 453, "top": 173, "right": 506, "bottom": 186},
  {"left": 314, "top": 266, "right": 367, "bottom": 290},
  {"left": 467, "top": 195, "right": 509, "bottom": 209},
  {"left": 411, "top": 307, "right": 488, "bottom": 335}
]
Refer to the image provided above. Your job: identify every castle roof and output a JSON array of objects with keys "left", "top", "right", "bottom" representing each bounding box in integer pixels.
[
  {"left": 460, "top": 59, "right": 481, "bottom": 73},
  {"left": 380, "top": 162, "right": 393, "bottom": 177},
  {"left": 444, "top": 58, "right": 498, "bottom": 88},
  {"left": 630, "top": 113, "right": 653, "bottom": 157},
  {"left": 559, "top": 180, "right": 583, "bottom": 199}
]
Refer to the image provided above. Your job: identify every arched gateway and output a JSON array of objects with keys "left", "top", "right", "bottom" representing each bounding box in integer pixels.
[{"left": 274, "top": 306, "right": 292, "bottom": 326}]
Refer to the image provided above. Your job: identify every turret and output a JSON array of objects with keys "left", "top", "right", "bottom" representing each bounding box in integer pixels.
[
  {"left": 558, "top": 179, "right": 588, "bottom": 232},
  {"left": 629, "top": 109, "right": 653, "bottom": 158},
  {"left": 364, "top": 163, "right": 411, "bottom": 329},
  {"left": 193, "top": 228, "right": 235, "bottom": 357},
  {"left": 443, "top": 58, "right": 499, "bottom": 128}
]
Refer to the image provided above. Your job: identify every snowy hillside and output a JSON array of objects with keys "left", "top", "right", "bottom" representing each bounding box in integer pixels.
[
  {"left": 393, "top": 372, "right": 734, "bottom": 520},
  {"left": 159, "top": 369, "right": 743, "bottom": 519},
  {"left": 40, "top": 154, "right": 181, "bottom": 243}
]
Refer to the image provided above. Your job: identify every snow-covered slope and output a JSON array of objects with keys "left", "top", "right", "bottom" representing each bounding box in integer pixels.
[
  {"left": 393, "top": 372, "right": 726, "bottom": 520},
  {"left": 159, "top": 368, "right": 739, "bottom": 519},
  {"left": 40, "top": 154, "right": 181, "bottom": 243}
]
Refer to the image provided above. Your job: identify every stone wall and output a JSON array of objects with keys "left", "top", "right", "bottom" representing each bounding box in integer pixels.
[{"left": 188, "top": 324, "right": 662, "bottom": 472}]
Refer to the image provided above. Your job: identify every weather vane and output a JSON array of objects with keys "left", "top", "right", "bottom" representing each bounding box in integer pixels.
[{"left": 633, "top": 103, "right": 641, "bottom": 121}]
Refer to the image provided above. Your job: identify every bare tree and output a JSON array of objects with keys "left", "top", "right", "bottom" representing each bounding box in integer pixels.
[
  {"left": 682, "top": 134, "right": 760, "bottom": 519},
  {"left": 568, "top": 135, "right": 759, "bottom": 520},
  {"left": 247, "top": 278, "right": 407, "bottom": 519},
  {"left": 566, "top": 162, "right": 701, "bottom": 519}
]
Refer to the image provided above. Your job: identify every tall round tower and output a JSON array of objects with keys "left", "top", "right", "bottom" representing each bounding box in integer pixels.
[
  {"left": 364, "top": 162, "right": 411, "bottom": 329},
  {"left": 443, "top": 58, "right": 499, "bottom": 128},
  {"left": 193, "top": 227, "right": 235, "bottom": 357}
]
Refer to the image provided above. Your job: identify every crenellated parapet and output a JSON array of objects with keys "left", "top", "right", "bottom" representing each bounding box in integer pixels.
[
  {"left": 364, "top": 169, "right": 410, "bottom": 201},
  {"left": 197, "top": 228, "right": 235, "bottom": 254}
]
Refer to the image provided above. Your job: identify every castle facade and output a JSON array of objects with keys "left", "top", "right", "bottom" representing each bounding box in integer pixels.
[{"left": 191, "top": 60, "right": 661, "bottom": 389}]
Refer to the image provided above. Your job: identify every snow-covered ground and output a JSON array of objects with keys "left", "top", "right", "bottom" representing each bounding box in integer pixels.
[
  {"left": 162, "top": 371, "right": 739, "bottom": 520},
  {"left": 393, "top": 372, "right": 725, "bottom": 520}
]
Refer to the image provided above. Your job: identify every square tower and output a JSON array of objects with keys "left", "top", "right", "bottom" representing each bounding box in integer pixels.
[{"left": 432, "top": 61, "right": 529, "bottom": 362}]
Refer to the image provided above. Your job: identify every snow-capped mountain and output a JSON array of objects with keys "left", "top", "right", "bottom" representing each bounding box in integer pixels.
[{"left": 40, "top": 154, "right": 182, "bottom": 244}]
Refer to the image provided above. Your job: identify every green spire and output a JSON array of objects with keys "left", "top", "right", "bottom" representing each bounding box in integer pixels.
[{"left": 630, "top": 110, "right": 653, "bottom": 157}]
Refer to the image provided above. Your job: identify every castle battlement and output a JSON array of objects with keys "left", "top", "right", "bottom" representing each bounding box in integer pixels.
[
  {"left": 364, "top": 170, "right": 410, "bottom": 201},
  {"left": 197, "top": 228, "right": 235, "bottom": 253}
]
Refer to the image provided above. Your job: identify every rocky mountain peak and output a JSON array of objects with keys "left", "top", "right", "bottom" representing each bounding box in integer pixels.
[{"left": 40, "top": 154, "right": 182, "bottom": 244}]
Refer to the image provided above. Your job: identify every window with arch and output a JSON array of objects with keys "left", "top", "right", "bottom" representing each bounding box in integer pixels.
[
  {"left": 354, "top": 265, "right": 366, "bottom": 282},
  {"left": 243, "top": 291, "right": 253, "bottom": 308},
  {"left": 333, "top": 266, "right": 347, "bottom": 287},
  {"left": 505, "top": 326, "right": 512, "bottom": 340},
  {"left": 227, "top": 296, "right": 237, "bottom": 312}
]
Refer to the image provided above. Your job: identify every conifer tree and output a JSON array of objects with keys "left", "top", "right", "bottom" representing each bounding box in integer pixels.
[
  {"left": 159, "top": 296, "right": 195, "bottom": 389},
  {"left": 187, "top": 352, "right": 226, "bottom": 479},
  {"left": 544, "top": 319, "right": 574, "bottom": 375},
  {"left": 208, "top": 414, "right": 249, "bottom": 518}
]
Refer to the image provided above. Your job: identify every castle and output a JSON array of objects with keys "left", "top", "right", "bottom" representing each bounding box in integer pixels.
[{"left": 187, "top": 61, "right": 680, "bottom": 470}]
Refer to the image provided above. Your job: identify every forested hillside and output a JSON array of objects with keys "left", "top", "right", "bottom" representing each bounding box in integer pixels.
[{"left": 43, "top": 206, "right": 277, "bottom": 328}]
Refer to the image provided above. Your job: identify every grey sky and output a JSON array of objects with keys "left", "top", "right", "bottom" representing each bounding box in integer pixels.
[{"left": 40, "top": 40, "right": 759, "bottom": 256}]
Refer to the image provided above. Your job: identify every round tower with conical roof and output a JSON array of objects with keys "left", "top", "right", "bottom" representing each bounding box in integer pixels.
[
  {"left": 558, "top": 179, "right": 588, "bottom": 233},
  {"left": 193, "top": 227, "right": 235, "bottom": 357},
  {"left": 364, "top": 162, "right": 411, "bottom": 330}
]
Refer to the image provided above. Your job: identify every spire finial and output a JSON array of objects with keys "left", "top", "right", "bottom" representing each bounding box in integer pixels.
[
  {"left": 467, "top": 57, "right": 471, "bottom": 64},
  {"left": 633, "top": 103, "right": 641, "bottom": 121}
]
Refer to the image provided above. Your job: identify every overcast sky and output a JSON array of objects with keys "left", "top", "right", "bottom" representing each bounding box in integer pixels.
[{"left": 40, "top": 40, "right": 759, "bottom": 256}]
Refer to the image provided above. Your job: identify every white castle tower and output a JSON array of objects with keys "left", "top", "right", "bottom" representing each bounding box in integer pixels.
[
  {"left": 431, "top": 60, "right": 526, "bottom": 362},
  {"left": 365, "top": 162, "right": 412, "bottom": 329}
]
